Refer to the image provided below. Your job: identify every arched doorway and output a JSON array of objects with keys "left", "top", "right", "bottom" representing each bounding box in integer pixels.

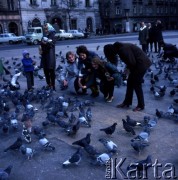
[
  {"left": 86, "top": 17, "right": 93, "bottom": 32},
  {"left": 51, "top": 18, "right": 62, "bottom": 31},
  {"left": 8, "top": 22, "right": 18, "bottom": 35},
  {"left": 32, "top": 18, "right": 41, "bottom": 27}
]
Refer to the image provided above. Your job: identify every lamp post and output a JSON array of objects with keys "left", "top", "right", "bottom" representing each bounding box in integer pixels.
[{"left": 18, "top": 0, "right": 24, "bottom": 35}]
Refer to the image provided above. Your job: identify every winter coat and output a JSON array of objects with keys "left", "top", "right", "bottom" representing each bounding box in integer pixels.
[
  {"left": 152, "top": 23, "right": 163, "bottom": 42},
  {"left": 40, "top": 31, "right": 56, "bottom": 69},
  {"left": 138, "top": 26, "right": 148, "bottom": 45},
  {"left": 60, "top": 58, "right": 80, "bottom": 82},
  {"left": 21, "top": 51, "right": 34, "bottom": 72},
  {"left": 113, "top": 42, "right": 152, "bottom": 73}
]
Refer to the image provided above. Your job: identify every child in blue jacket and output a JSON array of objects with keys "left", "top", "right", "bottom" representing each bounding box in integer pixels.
[{"left": 21, "top": 50, "right": 36, "bottom": 91}]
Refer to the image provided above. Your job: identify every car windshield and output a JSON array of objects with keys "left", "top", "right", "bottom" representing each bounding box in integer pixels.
[
  {"left": 10, "top": 33, "right": 16, "bottom": 37},
  {"left": 28, "top": 29, "right": 35, "bottom": 34}
]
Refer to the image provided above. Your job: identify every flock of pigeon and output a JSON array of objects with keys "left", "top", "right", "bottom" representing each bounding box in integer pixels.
[{"left": 0, "top": 46, "right": 178, "bottom": 179}]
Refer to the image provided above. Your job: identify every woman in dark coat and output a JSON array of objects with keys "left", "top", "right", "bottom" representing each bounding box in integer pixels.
[
  {"left": 40, "top": 23, "right": 56, "bottom": 90},
  {"left": 113, "top": 42, "right": 152, "bottom": 111},
  {"left": 90, "top": 57, "right": 120, "bottom": 102}
]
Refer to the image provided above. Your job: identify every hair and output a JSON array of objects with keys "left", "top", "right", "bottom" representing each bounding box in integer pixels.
[
  {"left": 76, "top": 45, "right": 88, "bottom": 55},
  {"left": 103, "top": 44, "right": 118, "bottom": 64},
  {"left": 66, "top": 51, "right": 75, "bottom": 60},
  {"left": 91, "top": 57, "right": 105, "bottom": 68}
]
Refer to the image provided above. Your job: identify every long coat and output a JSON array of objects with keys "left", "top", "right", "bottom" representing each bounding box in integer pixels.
[
  {"left": 113, "top": 42, "right": 151, "bottom": 73},
  {"left": 138, "top": 26, "right": 148, "bottom": 45},
  {"left": 40, "top": 31, "right": 56, "bottom": 70}
]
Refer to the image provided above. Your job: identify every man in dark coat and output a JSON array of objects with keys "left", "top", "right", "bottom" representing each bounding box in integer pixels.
[
  {"left": 152, "top": 20, "right": 163, "bottom": 53},
  {"left": 138, "top": 22, "right": 148, "bottom": 53},
  {"left": 40, "top": 23, "right": 56, "bottom": 91},
  {"left": 113, "top": 42, "right": 152, "bottom": 111}
]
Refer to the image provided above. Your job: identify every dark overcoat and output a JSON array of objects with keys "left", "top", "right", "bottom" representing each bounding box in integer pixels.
[
  {"left": 41, "top": 31, "right": 56, "bottom": 70},
  {"left": 113, "top": 42, "right": 152, "bottom": 73}
]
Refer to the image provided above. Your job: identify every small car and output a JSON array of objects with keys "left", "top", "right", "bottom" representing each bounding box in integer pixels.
[
  {"left": 55, "top": 29, "right": 73, "bottom": 40},
  {"left": 0, "top": 33, "right": 25, "bottom": 44},
  {"left": 67, "top": 30, "right": 84, "bottom": 39}
]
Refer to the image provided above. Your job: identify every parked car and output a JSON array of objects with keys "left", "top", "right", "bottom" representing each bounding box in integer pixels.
[
  {"left": 0, "top": 33, "right": 25, "bottom": 44},
  {"left": 55, "top": 29, "right": 73, "bottom": 40},
  {"left": 68, "top": 30, "right": 84, "bottom": 39}
]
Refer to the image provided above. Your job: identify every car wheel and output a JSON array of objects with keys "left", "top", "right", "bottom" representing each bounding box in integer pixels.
[
  {"left": 33, "top": 40, "right": 39, "bottom": 45},
  {"left": 9, "top": 40, "right": 13, "bottom": 44}
]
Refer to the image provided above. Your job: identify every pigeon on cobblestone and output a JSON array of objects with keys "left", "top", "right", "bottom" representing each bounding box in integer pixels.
[
  {"left": 72, "top": 133, "right": 91, "bottom": 147},
  {"left": 126, "top": 115, "right": 142, "bottom": 127},
  {"left": 99, "top": 138, "right": 118, "bottom": 153},
  {"left": 131, "top": 140, "right": 149, "bottom": 154},
  {"left": 20, "top": 145, "right": 35, "bottom": 160},
  {"left": 63, "top": 148, "right": 82, "bottom": 167},
  {"left": 122, "top": 119, "right": 136, "bottom": 135},
  {"left": 100, "top": 123, "right": 117, "bottom": 135},
  {"left": 4, "top": 137, "right": 23, "bottom": 152},
  {"left": 0, "top": 165, "right": 13, "bottom": 180},
  {"left": 39, "top": 136, "right": 55, "bottom": 151}
]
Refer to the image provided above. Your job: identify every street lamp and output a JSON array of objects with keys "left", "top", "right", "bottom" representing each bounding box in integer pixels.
[{"left": 124, "top": 8, "right": 130, "bottom": 33}]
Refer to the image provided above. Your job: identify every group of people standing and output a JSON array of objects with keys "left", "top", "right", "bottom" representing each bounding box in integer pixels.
[
  {"left": 138, "top": 20, "right": 163, "bottom": 54},
  {"left": 21, "top": 22, "right": 152, "bottom": 112}
]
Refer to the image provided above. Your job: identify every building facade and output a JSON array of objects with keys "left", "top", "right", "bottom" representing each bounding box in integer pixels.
[
  {"left": 98, "top": 0, "right": 178, "bottom": 34},
  {"left": 0, "top": 0, "right": 21, "bottom": 35}
]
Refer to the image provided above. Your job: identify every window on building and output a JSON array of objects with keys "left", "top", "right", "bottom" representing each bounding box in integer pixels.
[
  {"left": 165, "top": 7, "right": 168, "bottom": 14},
  {"left": 133, "top": 6, "right": 136, "bottom": 14},
  {"left": 139, "top": 6, "right": 143, "bottom": 14},
  {"left": 30, "top": 0, "right": 38, "bottom": 5},
  {"left": 85, "top": 0, "right": 90, "bottom": 7},
  {"left": 51, "top": 0, "right": 57, "bottom": 6},
  {"left": 7, "top": 0, "right": 15, "bottom": 11},
  {"left": 116, "top": 6, "right": 121, "bottom": 15},
  {"left": 71, "top": 19, "right": 77, "bottom": 29}
]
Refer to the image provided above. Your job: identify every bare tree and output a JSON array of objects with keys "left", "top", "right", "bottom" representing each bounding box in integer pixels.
[{"left": 61, "top": 0, "right": 80, "bottom": 29}]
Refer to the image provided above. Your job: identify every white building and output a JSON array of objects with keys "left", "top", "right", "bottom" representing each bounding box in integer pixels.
[{"left": 20, "top": 0, "right": 100, "bottom": 34}]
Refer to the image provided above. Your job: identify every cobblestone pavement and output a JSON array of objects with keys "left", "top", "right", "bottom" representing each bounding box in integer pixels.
[{"left": 0, "top": 32, "right": 178, "bottom": 180}]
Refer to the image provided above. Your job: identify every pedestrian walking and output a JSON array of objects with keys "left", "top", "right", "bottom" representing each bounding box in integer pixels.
[
  {"left": 113, "top": 42, "right": 152, "bottom": 111},
  {"left": 21, "top": 50, "right": 36, "bottom": 91},
  {"left": 138, "top": 22, "right": 148, "bottom": 53},
  {"left": 39, "top": 23, "right": 56, "bottom": 91}
]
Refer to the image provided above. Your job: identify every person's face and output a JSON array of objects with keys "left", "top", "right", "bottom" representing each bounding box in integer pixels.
[
  {"left": 91, "top": 62, "right": 98, "bottom": 69},
  {"left": 25, "top": 54, "right": 29, "bottom": 58},
  {"left": 67, "top": 54, "right": 75, "bottom": 63},
  {"left": 79, "top": 53, "right": 87, "bottom": 60}
]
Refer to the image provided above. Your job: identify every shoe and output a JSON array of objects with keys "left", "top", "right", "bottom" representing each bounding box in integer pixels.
[
  {"left": 116, "top": 103, "right": 130, "bottom": 108},
  {"left": 133, "top": 106, "right": 144, "bottom": 112},
  {"left": 106, "top": 96, "right": 114, "bottom": 103},
  {"left": 104, "top": 94, "right": 109, "bottom": 100},
  {"left": 90, "top": 92, "right": 99, "bottom": 97}
]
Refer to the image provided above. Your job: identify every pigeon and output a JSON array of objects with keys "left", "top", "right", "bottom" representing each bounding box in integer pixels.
[
  {"left": 100, "top": 122, "right": 117, "bottom": 135},
  {"left": 85, "top": 107, "right": 92, "bottom": 122},
  {"left": 4, "top": 137, "right": 23, "bottom": 152},
  {"left": 155, "top": 109, "right": 163, "bottom": 118},
  {"left": 126, "top": 115, "right": 142, "bottom": 127},
  {"left": 72, "top": 133, "right": 91, "bottom": 147},
  {"left": 65, "top": 120, "right": 80, "bottom": 136},
  {"left": 96, "top": 45, "right": 100, "bottom": 51},
  {"left": 11, "top": 72, "right": 21, "bottom": 87},
  {"left": 38, "top": 74, "right": 45, "bottom": 80},
  {"left": 0, "top": 165, "right": 13, "bottom": 180},
  {"left": 63, "top": 148, "right": 82, "bottom": 167},
  {"left": 33, "top": 126, "right": 46, "bottom": 138},
  {"left": 99, "top": 138, "right": 118, "bottom": 153},
  {"left": 170, "top": 89, "right": 176, "bottom": 96},
  {"left": 122, "top": 119, "right": 136, "bottom": 135},
  {"left": 22, "top": 126, "right": 32, "bottom": 143},
  {"left": 127, "top": 155, "right": 152, "bottom": 171},
  {"left": 174, "top": 99, "right": 178, "bottom": 104},
  {"left": 131, "top": 131, "right": 150, "bottom": 142},
  {"left": 20, "top": 145, "right": 35, "bottom": 160},
  {"left": 94, "top": 153, "right": 111, "bottom": 166},
  {"left": 39, "top": 137, "right": 55, "bottom": 151},
  {"left": 68, "top": 113, "right": 76, "bottom": 124},
  {"left": 131, "top": 140, "right": 149, "bottom": 154},
  {"left": 83, "top": 144, "right": 100, "bottom": 157},
  {"left": 78, "top": 111, "right": 91, "bottom": 127}
]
